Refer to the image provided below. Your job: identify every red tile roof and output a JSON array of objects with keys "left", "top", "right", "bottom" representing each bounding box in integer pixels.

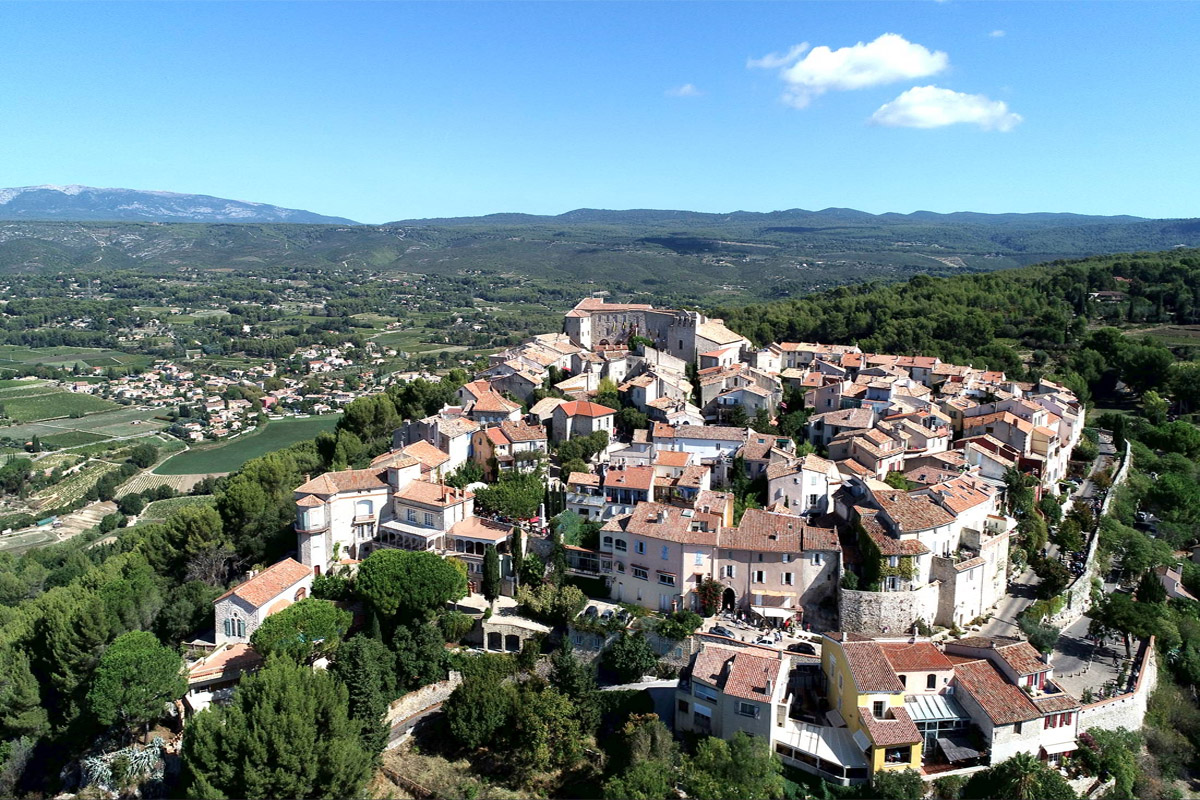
[
  {"left": 840, "top": 640, "right": 905, "bottom": 693},
  {"left": 880, "top": 642, "right": 955, "bottom": 673},
  {"left": 605, "top": 466, "right": 656, "bottom": 492},
  {"left": 295, "top": 468, "right": 388, "bottom": 496},
  {"left": 396, "top": 481, "right": 473, "bottom": 507},
  {"left": 952, "top": 659, "right": 1041, "bottom": 725},
  {"left": 690, "top": 642, "right": 784, "bottom": 703},
  {"left": 557, "top": 400, "right": 616, "bottom": 418},
  {"left": 857, "top": 706, "right": 922, "bottom": 747},
  {"left": 214, "top": 558, "right": 310, "bottom": 608}
]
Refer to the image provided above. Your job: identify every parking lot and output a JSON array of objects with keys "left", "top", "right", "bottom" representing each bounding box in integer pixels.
[{"left": 698, "top": 612, "right": 822, "bottom": 657}]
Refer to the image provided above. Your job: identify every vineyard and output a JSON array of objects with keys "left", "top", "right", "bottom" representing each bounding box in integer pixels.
[
  {"left": 118, "top": 472, "right": 214, "bottom": 498},
  {"left": 30, "top": 460, "right": 119, "bottom": 511}
]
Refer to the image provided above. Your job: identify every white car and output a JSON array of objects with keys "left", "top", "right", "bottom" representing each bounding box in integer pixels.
[{"left": 753, "top": 636, "right": 776, "bottom": 646}]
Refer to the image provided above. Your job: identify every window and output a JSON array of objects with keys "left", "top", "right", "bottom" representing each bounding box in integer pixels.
[
  {"left": 927, "top": 674, "right": 937, "bottom": 689},
  {"left": 884, "top": 746, "right": 909, "bottom": 764},
  {"left": 782, "top": 572, "right": 794, "bottom": 586},
  {"left": 633, "top": 566, "right": 648, "bottom": 580},
  {"left": 406, "top": 508, "right": 417, "bottom": 523},
  {"left": 223, "top": 619, "right": 231, "bottom": 637},
  {"left": 757, "top": 552, "right": 764, "bottom": 562},
  {"left": 899, "top": 674, "right": 907, "bottom": 687},
  {"left": 1013, "top": 722, "right": 1023, "bottom": 735},
  {"left": 888, "top": 556, "right": 899, "bottom": 567},
  {"left": 694, "top": 552, "right": 703, "bottom": 566},
  {"left": 603, "top": 536, "right": 613, "bottom": 549},
  {"left": 724, "top": 564, "right": 736, "bottom": 579},
  {"left": 808, "top": 493, "right": 819, "bottom": 507},
  {"left": 636, "top": 541, "right": 646, "bottom": 555},
  {"left": 887, "top": 576, "right": 900, "bottom": 591},
  {"left": 753, "top": 570, "right": 765, "bottom": 584},
  {"left": 693, "top": 683, "right": 718, "bottom": 701},
  {"left": 678, "top": 699, "right": 690, "bottom": 715},
  {"left": 782, "top": 553, "right": 791, "bottom": 563},
  {"left": 661, "top": 545, "right": 670, "bottom": 561},
  {"left": 658, "top": 573, "right": 676, "bottom": 586},
  {"left": 873, "top": 701, "right": 886, "bottom": 719},
  {"left": 812, "top": 552, "right": 824, "bottom": 566},
  {"left": 737, "top": 702, "right": 760, "bottom": 718},
  {"left": 615, "top": 539, "right": 628, "bottom": 552}
]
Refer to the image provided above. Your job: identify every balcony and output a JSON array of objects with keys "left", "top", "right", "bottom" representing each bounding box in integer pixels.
[
  {"left": 294, "top": 522, "right": 328, "bottom": 535},
  {"left": 353, "top": 514, "right": 376, "bottom": 525}
]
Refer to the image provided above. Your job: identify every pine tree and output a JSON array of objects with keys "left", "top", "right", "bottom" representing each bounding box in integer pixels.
[
  {"left": 330, "top": 635, "right": 395, "bottom": 757},
  {"left": 482, "top": 544, "right": 501, "bottom": 605},
  {"left": 181, "top": 657, "right": 373, "bottom": 799}
]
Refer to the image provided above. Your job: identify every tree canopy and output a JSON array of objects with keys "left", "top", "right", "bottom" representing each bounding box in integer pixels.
[
  {"left": 249, "top": 598, "right": 351, "bottom": 664},
  {"left": 356, "top": 549, "right": 467, "bottom": 623}
]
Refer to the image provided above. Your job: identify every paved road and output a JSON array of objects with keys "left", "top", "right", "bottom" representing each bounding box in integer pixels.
[{"left": 980, "top": 565, "right": 1040, "bottom": 637}]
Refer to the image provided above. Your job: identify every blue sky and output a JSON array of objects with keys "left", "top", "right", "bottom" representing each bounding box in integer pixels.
[{"left": 1, "top": 2, "right": 1197, "bottom": 223}]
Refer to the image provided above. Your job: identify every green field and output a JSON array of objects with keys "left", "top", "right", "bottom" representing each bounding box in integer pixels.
[
  {"left": 0, "top": 389, "right": 118, "bottom": 423},
  {"left": 39, "top": 430, "right": 110, "bottom": 448},
  {"left": 1, "top": 406, "right": 169, "bottom": 444},
  {"left": 0, "top": 344, "right": 151, "bottom": 371},
  {"left": 153, "top": 415, "right": 340, "bottom": 475},
  {"left": 139, "top": 495, "right": 216, "bottom": 521}
]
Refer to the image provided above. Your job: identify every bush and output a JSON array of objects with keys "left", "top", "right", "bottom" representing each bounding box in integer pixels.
[
  {"left": 655, "top": 610, "right": 702, "bottom": 641},
  {"left": 438, "top": 610, "right": 477, "bottom": 643}
]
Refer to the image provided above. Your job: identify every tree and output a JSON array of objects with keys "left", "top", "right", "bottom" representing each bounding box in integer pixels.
[
  {"left": 1090, "top": 592, "right": 1156, "bottom": 658},
  {"left": 1034, "top": 557, "right": 1071, "bottom": 599},
  {"left": 249, "top": 598, "right": 351, "bottom": 664},
  {"left": 549, "top": 641, "right": 599, "bottom": 732},
  {"left": 871, "top": 768, "right": 925, "bottom": 800},
  {"left": 155, "top": 580, "right": 221, "bottom": 642},
  {"left": 127, "top": 442, "right": 159, "bottom": 469},
  {"left": 444, "top": 459, "right": 484, "bottom": 489},
  {"left": 473, "top": 470, "right": 545, "bottom": 519},
  {"left": 964, "top": 752, "right": 1075, "bottom": 800},
  {"left": 516, "top": 581, "right": 586, "bottom": 627},
  {"left": 392, "top": 621, "right": 448, "bottom": 691},
  {"left": 87, "top": 631, "right": 185, "bottom": 733},
  {"left": 482, "top": 544, "right": 501, "bottom": 605},
  {"left": 0, "top": 646, "right": 48, "bottom": 740},
  {"left": 603, "top": 631, "right": 658, "bottom": 683},
  {"left": 444, "top": 671, "right": 513, "bottom": 750},
  {"left": 506, "top": 684, "right": 584, "bottom": 783},
  {"left": 356, "top": 549, "right": 467, "bottom": 623},
  {"left": 682, "top": 731, "right": 783, "bottom": 800},
  {"left": 520, "top": 552, "right": 546, "bottom": 586},
  {"left": 330, "top": 635, "right": 396, "bottom": 756},
  {"left": 181, "top": 657, "right": 373, "bottom": 799},
  {"left": 604, "top": 761, "right": 677, "bottom": 800}
]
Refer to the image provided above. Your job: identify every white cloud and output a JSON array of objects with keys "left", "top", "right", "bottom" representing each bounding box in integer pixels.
[
  {"left": 870, "top": 85, "right": 1022, "bottom": 131},
  {"left": 750, "top": 33, "right": 949, "bottom": 108},
  {"left": 665, "top": 83, "right": 702, "bottom": 98},
  {"left": 746, "top": 43, "right": 810, "bottom": 70},
  {"left": 989, "top": 29, "right": 1006, "bottom": 38}
]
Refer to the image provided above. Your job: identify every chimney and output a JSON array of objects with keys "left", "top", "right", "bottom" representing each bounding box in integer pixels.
[
  {"left": 766, "top": 678, "right": 773, "bottom": 695},
  {"left": 657, "top": 509, "right": 667, "bottom": 524}
]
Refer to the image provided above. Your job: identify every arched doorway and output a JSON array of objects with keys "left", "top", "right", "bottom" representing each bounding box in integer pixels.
[{"left": 722, "top": 588, "right": 736, "bottom": 612}]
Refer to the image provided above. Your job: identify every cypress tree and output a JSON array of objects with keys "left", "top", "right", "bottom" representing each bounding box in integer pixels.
[{"left": 483, "top": 544, "right": 501, "bottom": 604}]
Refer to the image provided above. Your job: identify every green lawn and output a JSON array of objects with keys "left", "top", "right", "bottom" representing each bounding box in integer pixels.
[
  {"left": 40, "top": 430, "right": 110, "bottom": 448},
  {"left": 153, "top": 415, "right": 340, "bottom": 475},
  {"left": 0, "top": 390, "right": 119, "bottom": 423}
]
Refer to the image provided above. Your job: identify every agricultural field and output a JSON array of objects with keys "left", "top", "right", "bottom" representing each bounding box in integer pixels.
[
  {"left": 0, "top": 390, "right": 117, "bottom": 423},
  {"left": 1126, "top": 324, "right": 1200, "bottom": 349},
  {"left": 38, "top": 430, "right": 109, "bottom": 448},
  {"left": 118, "top": 471, "right": 213, "bottom": 497},
  {"left": 138, "top": 495, "right": 216, "bottom": 522},
  {"left": 0, "top": 344, "right": 151, "bottom": 371},
  {"left": 153, "top": 414, "right": 339, "bottom": 476},
  {"left": 29, "top": 460, "right": 118, "bottom": 511},
  {"left": 1, "top": 405, "right": 170, "bottom": 447}
]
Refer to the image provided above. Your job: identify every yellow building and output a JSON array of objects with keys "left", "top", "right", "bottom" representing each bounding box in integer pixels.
[{"left": 821, "top": 632, "right": 923, "bottom": 777}]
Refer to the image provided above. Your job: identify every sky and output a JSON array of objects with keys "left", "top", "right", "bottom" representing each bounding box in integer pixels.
[{"left": 1, "top": 1, "right": 1197, "bottom": 223}]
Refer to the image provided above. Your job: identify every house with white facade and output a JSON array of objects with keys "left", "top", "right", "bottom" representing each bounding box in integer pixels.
[{"left": 213, "top": 558, "right": 313, "bottom": 645}]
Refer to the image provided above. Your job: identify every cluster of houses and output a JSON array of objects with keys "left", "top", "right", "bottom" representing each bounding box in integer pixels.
[{"left": 189, "top": 294, "right": 1098, "bottom": 786}]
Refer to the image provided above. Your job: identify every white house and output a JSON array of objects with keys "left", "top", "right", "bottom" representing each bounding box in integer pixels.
[{"left": 213, "top": 558, "right": 313, "bottom": 645}]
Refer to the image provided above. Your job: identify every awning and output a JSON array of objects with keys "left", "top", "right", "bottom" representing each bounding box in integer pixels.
[
  {"left": 825, "top": 709, "right": 847, "bottom": 728},
  {"left": 1041, "top": 740, "right": 1076, "bottom": 756},
  {"left": 937, "top": 736, "right": 983, "bottom": 763},
  {"left": 753, "top": 605, "right": 796, "bottom": 619}
]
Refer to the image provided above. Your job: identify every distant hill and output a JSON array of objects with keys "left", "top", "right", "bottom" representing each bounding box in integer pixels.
[
  {"left": 0, "top": 205, "right": 1197, "bottom": 304},
  {"left": 0, "top": 185, "right": 359, "bottom": 225}
]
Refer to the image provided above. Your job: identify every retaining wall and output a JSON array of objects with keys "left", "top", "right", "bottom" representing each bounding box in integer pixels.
[
  {"left": 1078, "top": 636, "right": 1157, "bottom": 734},
  {"left": 838, "top": 583, "right": 940, "bottom": 634},
  {"left": 384, "top": 671, "right": 462, "bottom": 729}
]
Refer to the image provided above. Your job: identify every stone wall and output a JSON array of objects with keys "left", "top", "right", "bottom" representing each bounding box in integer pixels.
[
  {"left": 838, "top": 583, "right": 939, "bottom": 635},
  {"left": 1079, "top": 637, "right": 1157, "bottom": 734},
  {"left": 384, "top": 671, "right": 463, "bottom": 730},
  {"left": 1048, "top": 438, "right": 1131, "bottom": 628}
]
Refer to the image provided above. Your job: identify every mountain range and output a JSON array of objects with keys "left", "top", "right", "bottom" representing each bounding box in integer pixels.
[
  {"left": 0, "top": 185, "right": 358, "bottom": 225},
  {"left": 0, "top": 185, "right": 1197, "bottom": 303}
]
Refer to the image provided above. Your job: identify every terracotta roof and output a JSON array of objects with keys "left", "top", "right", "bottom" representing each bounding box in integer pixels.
[
  {"left": 484, "top": 427, "right": 509, "bottom": 447},
  {"left": 880, "top": 642, "right": 955, "bottom": 673},
  {"left": 396, "top": 481, "right": 473, "bottom": 507},
  {"left": 601, "top": 501, "right": 721, "bottom": 545},
  {"left": 449, "top": 516, "right": 512, "bottom": 542},
  {"left": 295, "top": 494, "right": 325, "bottom": 508},
  {"left": 952, "top": 659, "right": 1041, "bottom": 725},
  {"left": 720, "top": 509, "right": 803, "bottom": 552},
  {"left": 927, "top": 476, "right": 993, "bottom": 515},
  {"left": 439, "top": 416, "right": 480, "bottom": 438},
  {"left": 214, "top": 558, "right": 310, "bottom": 608},
  {"left": 529, "top": 397, "right": 567, "bottom": 417},
  {"left": 1033, "top": 693, "right": 1081, "bottom": 714},
  {"left": 605, "top": 466, "right": 655, "bottom": 492},
  {"left": 840, "top": 639, "right": 905, "bottom": 693},
  {"left": 803, "top": 525, "right": 841, "bottom": 553},
  {"left": 499, "top": 420, "right": 546, "bottom": 443},
  {"left": 857, "top": 510, "right": 931, "bottom": 557},
  {"left": 812, "top": 407, "right": 875, "bottom": 430},
  {"left": 568, "top": 471, "right": 601, "bottom": 487},
  {"left": 690, "top": 642, "right": 784, "bottom": 703},
  {"left": 657, "top": 424, "right": 748, "bottom": 442},
  {"left": 295, "top": 468, "right": 388, "bottom": 496},
  {"left": 472, "top": 390, "right": 521, "bottom": 414},
  {"left": 460, "top": 379, "right": 493, "bottom": 400},
  {"left": 696, "top": 320, "right": 746, "bottom": 346},
  {"left": 369, "top": 450, "right": 421, "bottom": 469},
  {"left": 187, "top": 643, "right": 263, "bottom": 683},
  {"left": 402, "top": 440, "right": 452, "bottom": 468},
  {"left": 995, "top": 641, "right": 1049, "bottom": 677},
  {"left": 655, "top": 450, "right": 691, "bottom": 468},
  {"left": 556, "top": 400, "right": 616, "bottom": 418},
  {"left": 875, "top": 491, "right": 956, "bottom": 533},
  {"left": 857, "top": 706, "right": 922, "bottom": 747}
]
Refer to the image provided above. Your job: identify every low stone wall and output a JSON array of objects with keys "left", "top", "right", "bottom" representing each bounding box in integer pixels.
[
  {"left": 838, "top": 583, "right": 939, "bottom": 634},
  {"left": 1048, "top": 438, "right": 1131, "bottom": 628},
  {"left": 1078, "top": 637, "right": 1157, "bottom": 734},
  {"left": 384, "top": 671, "right": 462, "bottom": 728}
]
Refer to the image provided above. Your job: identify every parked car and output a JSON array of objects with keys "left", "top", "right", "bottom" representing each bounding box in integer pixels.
[
  {"left": 753, "top": 636, "right": 776, "bottom": 646},
  {"left": 710, "top": 625, "right": 735, "bottom": 639},
  {"left": 787, "top": 642, "right": 817, "bottom": 655}
]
